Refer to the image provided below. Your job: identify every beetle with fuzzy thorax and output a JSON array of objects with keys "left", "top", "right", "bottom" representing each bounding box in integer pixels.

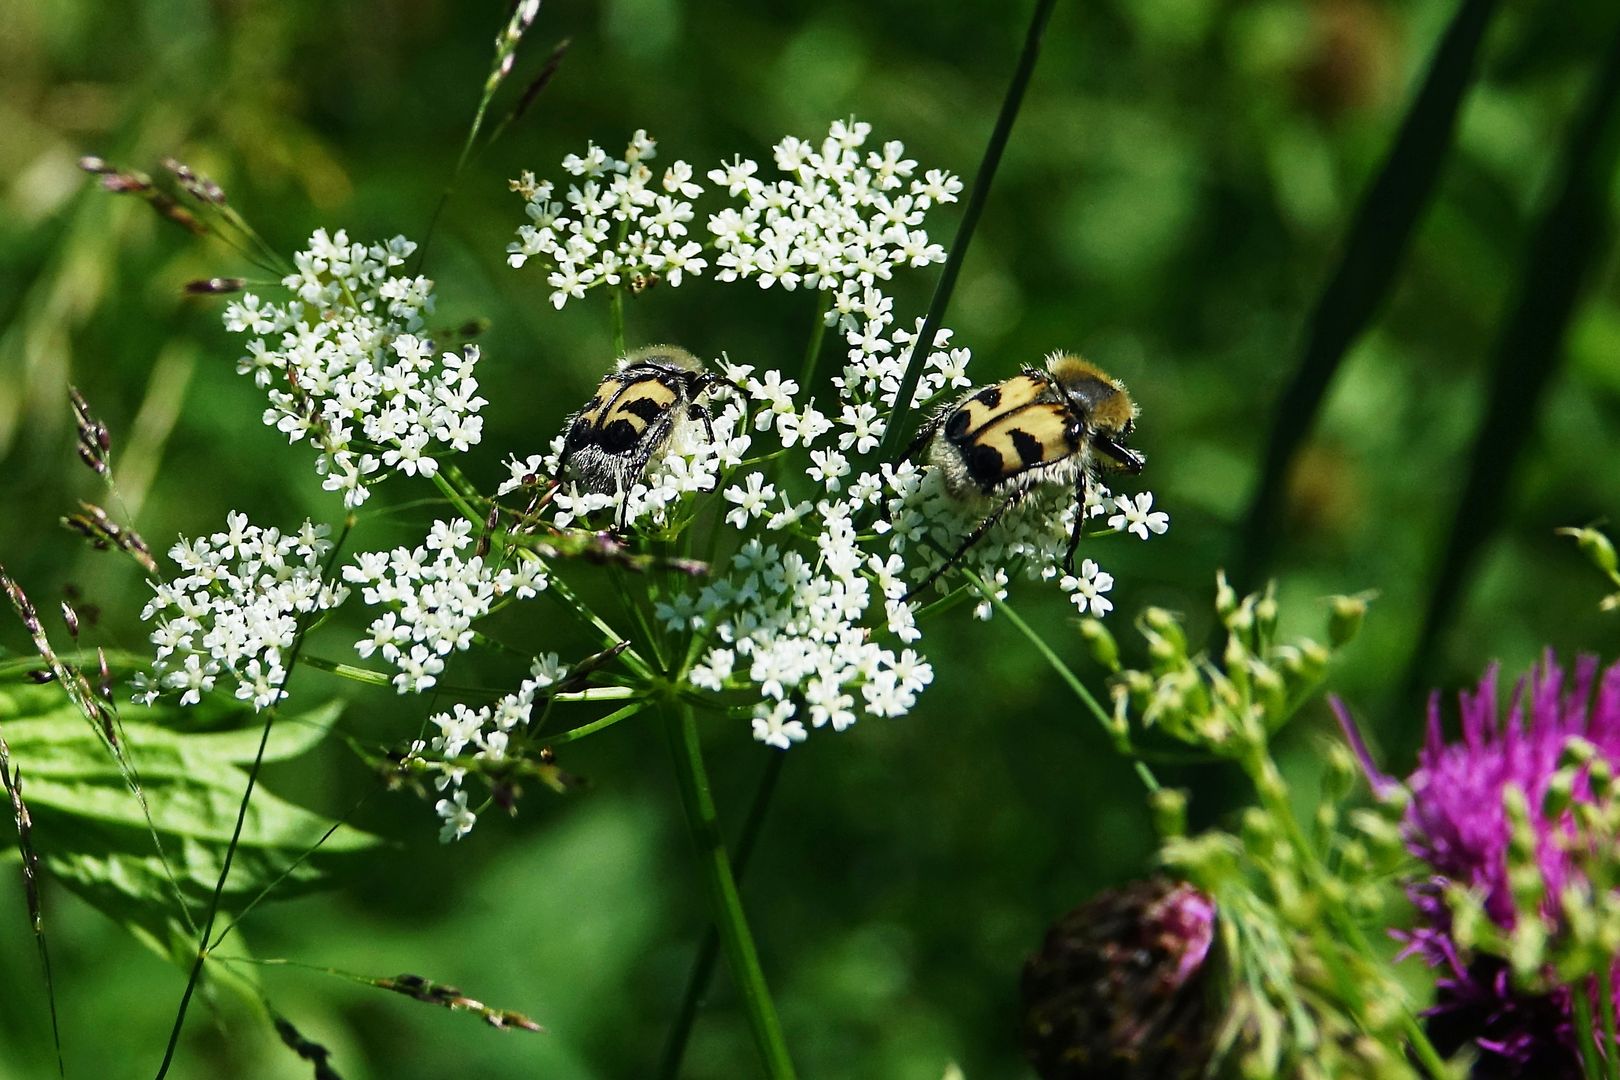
[
  {"left": 902, "top": 352, "right": 1145, "bottom": 599},
  {"left": 556, "top": 345, "right": 732, "bottom": 526}
]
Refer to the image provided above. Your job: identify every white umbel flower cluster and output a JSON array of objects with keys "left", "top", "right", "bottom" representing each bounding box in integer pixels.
[
  {"left": 342, "top": 519, "right": 549, "bottom": 693},
  {"left": 502, "top": 121, "right": 1170, "bottom": 748},
  {"left": 505, "top": 119, "right": 961, "bottom": 324},
  {"left": 707, "top": 118, "right": 961, "bottom": 324},
  {"left": 414, "top": 652, "right": 568, "bottom": 842},
  {"left": 506, "top": 130, "right": 708, "bottom": 309},
  {"left": 136, "top": 513, "right": 349, "bottom": 709},
  {"left": 223, "top": 229, "right": 488, "bottom": 507}
]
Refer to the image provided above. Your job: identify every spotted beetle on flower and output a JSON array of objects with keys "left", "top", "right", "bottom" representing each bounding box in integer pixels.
[
  {"left": 556, "top": 345, "right": 734, "bottom": 521},
  {"left": 901, "top": 351, "right": 1145, "bottom": 598}
]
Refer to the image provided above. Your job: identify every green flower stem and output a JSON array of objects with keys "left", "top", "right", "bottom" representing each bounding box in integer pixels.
[
  {"left": 663, "top": 702, "right": 797, "bottom": 1079},
  {"left": 1575, "top": 983, "right": 1604, "bottom": 1080},
  {"left": 542, "top": 574, "right": 654, "bottom": 680},
  {"left": 1244, "top": 747, "right": 1450, "bottom": 1079},
  {"left": 657, "top": 751, "right": 785, "bottom": 1078},
  {"left": 967, "top": 570, "right": 1159, "bottom": 794},
  {"left": 429, "top": 470, "right": 481, "bottom": 524},
  {"left": 1601, "top": 972, "right": 1620, "bottom": 1080},
  {"left": 299, "top": 655, "right": 635, "bottom": 703},
  {"left": 799, "top": 292, "right": 832, "bottom": 390},
  {"left": 610, "top": 287, "right": 627, "bottom": 357},
  {"left": 540, "top": 701, "right": 646, "bottom": 747},
  {"left": 878, "top": 0, "right": 1059, "bottom": 459}
]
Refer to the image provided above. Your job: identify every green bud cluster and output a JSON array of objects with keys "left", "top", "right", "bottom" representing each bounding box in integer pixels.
[
  {"left": 1103, "top": 573, "right": 1368, "bottom": 760},
  {"left": 1453, "top": 741, "right": 1620, "bottom": 997}
]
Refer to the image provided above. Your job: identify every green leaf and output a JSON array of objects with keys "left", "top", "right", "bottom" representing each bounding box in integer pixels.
[
  {"left": 0, "top": 691, "right": 379, "bottom": 972},
  {"left": 6, "top": 712, "right": 376, "bottom": 850}
]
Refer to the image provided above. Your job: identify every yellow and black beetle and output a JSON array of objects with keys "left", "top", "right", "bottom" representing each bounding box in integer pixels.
[
  {"left": 557, "top": 346, "right": 730, "bottom": 521},
  {"left": 903, "top": 352, "right": 1144, "bottom": 598}
]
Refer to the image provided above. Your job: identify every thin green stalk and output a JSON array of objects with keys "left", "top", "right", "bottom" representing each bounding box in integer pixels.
[
  {"left": 663, "top": 703, "right": 796, "bottom": 1079},
  {"left": 799, "top": 293, "right": 832, "bottom": 391},
  {"left": 429, "top": 470, "right": 481, "bottom": 525},
  {"left": 610, "top": 287, "right": 627, "bottom": 358},
  {"left": 878, "top": 0, "right": 1059, "bottom": 459},
  {"left": 657, "top": 751, "right": 785, "bottom": 1078},
  {"left": 540, "top": 700, "right": 646, "bottom": 746},
  {"left": 299, "top": 655, "right": 629, "bottom": 702},
  {"left": 152, "top": 519, "right": 354, "bottom": 1080},
  {"left": 610, "top": 568, "right": 666, "bottom": 674},
  {"left": 542, "top": 575, "right": 654, "bottom": 679},
  {"left": 1601, "top": 972, "right": 1619, "bottom": 1080},
  {"left": 1577, "top": 983, "right": 1605, "bottom": 1080},
  {"left": 211, "top": 789, "right": 377, "bottom": 951},
  {"left": 966, "top": 569, "right": 1159, "bottom": 793}
]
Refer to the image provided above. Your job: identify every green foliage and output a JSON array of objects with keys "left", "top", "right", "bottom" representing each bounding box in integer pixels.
[{"left": 0, "top": 689, "right": 373, "bottom": 962}]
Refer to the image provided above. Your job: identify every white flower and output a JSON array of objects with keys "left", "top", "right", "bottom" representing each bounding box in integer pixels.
[
  {"left": 1061, "top": 560, "right": 1116, "bottom": 617},
  {"left": 410, "top": 648, "right": 578, "bottom": 841},
  {"left": 435, "top": 790, "right": 478, "bottom": 843},
  {"left": 348, "top": 521, "right": 549, "bottom": 692},
  {"left": 723, "top": 473, "right": 776, "bottom": 528},
  {"left": 751, "top": 700, "right": 806, "bottom": 749},
  {"left": 509, "top": 133, "right": 706, "bottom": 305},
  {"left": 1107, "top": 492, "right": 1169, "bottom": 540}
]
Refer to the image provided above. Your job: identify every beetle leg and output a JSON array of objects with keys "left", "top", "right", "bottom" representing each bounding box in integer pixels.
[
  {"left": 1063, "top": 466, "right": 1091, "bottom": 574},
  {"left": 903, "top": 486, "right": 1028, "bottom": 603}
]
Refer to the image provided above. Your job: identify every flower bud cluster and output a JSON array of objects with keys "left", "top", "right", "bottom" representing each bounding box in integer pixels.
[
  {"left": 410, "top": 652, "right": 567, "bottom": 842},
  {"left": 1089, "top": 573, "right": 1356, "bottom": 756}
]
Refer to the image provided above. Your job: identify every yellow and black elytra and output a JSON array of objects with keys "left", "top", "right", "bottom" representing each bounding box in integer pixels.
[
  {"left": 558, "top": 346, "right": 729, "bottom": 523},
  {"left": 903, "top": 352, "right": 1144, "bottom": 598}
]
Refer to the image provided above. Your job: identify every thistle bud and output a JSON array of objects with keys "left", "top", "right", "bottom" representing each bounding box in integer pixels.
[{"left": 1022, "top": 878, "right": 1221, "bottom": 1080}]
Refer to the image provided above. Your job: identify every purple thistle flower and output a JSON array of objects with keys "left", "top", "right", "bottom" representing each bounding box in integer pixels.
[{"left": 1395, "top": 653, "right": 1620, "bottom": 1077}]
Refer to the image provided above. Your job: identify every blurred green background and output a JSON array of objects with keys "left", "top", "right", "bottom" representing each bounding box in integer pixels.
[{"left": 2, "top": 1, "right": 1619, "bottom": 1077}]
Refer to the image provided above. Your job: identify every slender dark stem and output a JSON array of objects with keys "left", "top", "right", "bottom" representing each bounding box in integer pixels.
[
  {"left": 798, "top": 294, "right": 832, "bottom": 392},
  {"left": 152, "top": 701, "right": 282, "bottom": 1079},
  {"left": 210, "top": 788, "right": 379, "bottom": 952},
  {"left": 1230, "top": 0, "right": 1502, "bottom": 591},
  {"left": 1398, "top": 16, "right": 1620, "bottom": 734},
  {"left": 657, "top": 751, "right": 786, "bottom": 1078},
  {"left": 877, "top": 0, "right": 1059, "bottom": 459},
  {"left": 663, "top": 703, "right": 796, "bottom": 1079}
]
